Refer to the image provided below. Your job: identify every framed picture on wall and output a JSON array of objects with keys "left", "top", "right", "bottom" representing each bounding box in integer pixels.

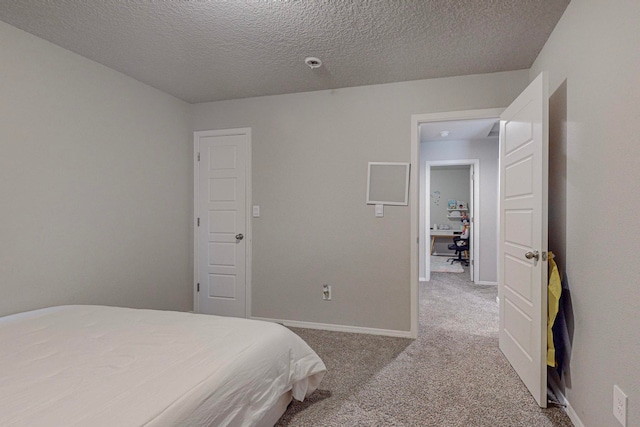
[{"left": 366, "top": 162, "right": 410, "bottom": 206}]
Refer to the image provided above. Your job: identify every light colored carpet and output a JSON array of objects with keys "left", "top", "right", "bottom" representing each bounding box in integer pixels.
[
  {"left": 277, "top": 271, "right": 573, "bottom": 426},
  {"left": 431, "top": 255, "right": 464, "bottom": 273}
]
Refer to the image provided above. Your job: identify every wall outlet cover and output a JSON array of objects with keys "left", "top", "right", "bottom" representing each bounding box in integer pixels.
[
  {"left": 322, "top": 284, "right": 332, "bottom": 301},
  {"left": 613, "top": 385, "right": 627, "bottom": 426}
]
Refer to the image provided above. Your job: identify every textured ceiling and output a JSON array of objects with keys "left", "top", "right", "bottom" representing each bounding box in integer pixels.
[{"left": 0, "top": 0, "right": 569, "bottom": 104}]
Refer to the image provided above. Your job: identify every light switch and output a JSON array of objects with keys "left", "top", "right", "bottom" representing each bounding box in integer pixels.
[
  {"left": 252, "top": 205, "right": 260, "bottom": 218},
  {"left": 375, "top": 204, "right": 384, "bottom": 218}
]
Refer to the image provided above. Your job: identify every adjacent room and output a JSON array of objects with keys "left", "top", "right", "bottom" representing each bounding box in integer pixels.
[
  {"left": 429, "top": 164, "right": 473, "bottom": 276},
  {"left": 1, "top": 1, "right": 639, "bottom": 426},
  {"left": 419, "top": 117, "right": 501, "bottom": 285}
]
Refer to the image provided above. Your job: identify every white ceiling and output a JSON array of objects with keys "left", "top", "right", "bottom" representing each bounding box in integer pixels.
[
  {"left": 420, "top": 118, "right": 499, "bottom": 143},
  {"left": 0, "top": 1, "right": 569, "bottom": 104}
]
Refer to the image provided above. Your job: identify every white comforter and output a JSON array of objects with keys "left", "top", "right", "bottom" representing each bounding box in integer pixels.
[{"left": 0, "top": 305, "right": 326, "bottom": 427}]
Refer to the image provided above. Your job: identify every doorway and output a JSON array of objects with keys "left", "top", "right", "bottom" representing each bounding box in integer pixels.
[
  {"left": 418, "top": 117, "right": 502, "bottom": 287},
  {"left": 425, "top": 161, "right": 478, "bottom": 283},
  {"left": 411, "top": 73, "right": 550, "bottom": 407},
  {"left": 409, "top": 108, "right": 503, "bottom": 338}
]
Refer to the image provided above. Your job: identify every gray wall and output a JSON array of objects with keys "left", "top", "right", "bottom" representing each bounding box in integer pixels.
[
  {"left": 419, "top": 139, "right": 499, "bottom": 282},
  {"left": 530, "top": 0, "right": 640, "bottom": 425},
  {"left": 191, "top": 71, "right": 528, "bottom": 332},
  {"left": 429, "top": 166, "right": 470, "bottom": 231},
  {"left": 0, "top": 22, "right": 193, "bottom": 317}
]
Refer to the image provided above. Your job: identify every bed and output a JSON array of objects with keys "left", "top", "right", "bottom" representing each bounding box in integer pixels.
[{"left": 0, "top": 305, "right": 326, "bottom": 427}]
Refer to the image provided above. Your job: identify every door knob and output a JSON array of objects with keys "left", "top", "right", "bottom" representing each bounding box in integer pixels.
[
  {"left": 235, "top": 233, "right": 244, "bottom": 241},
  {"left": 525, "top": 250, "right": 539, "bottom": 261}
]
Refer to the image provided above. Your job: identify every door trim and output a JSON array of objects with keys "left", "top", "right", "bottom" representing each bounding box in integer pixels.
[
  {"left": 424, "top": 159, "right": 480, "bottom": 283},
  {"left": 410, "top": 108, "right": 504, "bottom": 338},
  {"left": 193, "top": 128, "right": 252, "bottom": 317}
]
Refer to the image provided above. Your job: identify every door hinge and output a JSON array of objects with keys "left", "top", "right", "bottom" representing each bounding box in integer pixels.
[
  {"left": 197, "top": 152, "right": 200, "bottom": 161},
  {"left": 197, "top": 217, "right": 200, "bottom": 227},
  {"left": 197, "top": 283, "right": 200, "bottom": 292}
]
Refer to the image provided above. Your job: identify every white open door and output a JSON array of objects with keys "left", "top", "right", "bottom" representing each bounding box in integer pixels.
[{"left": 498, "top": 72, "right": 548, "bottom": 407}]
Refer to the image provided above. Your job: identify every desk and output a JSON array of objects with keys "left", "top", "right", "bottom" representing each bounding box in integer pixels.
[{"left": 430, "top": 230, "right": 462, "bottom": 255}]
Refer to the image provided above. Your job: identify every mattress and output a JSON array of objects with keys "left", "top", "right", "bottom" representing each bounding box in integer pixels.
[{"left": 0, "top": 305, "right": 326, "bottom": 427}]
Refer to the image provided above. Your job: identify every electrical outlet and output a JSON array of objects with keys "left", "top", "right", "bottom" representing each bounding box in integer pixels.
[
  {"left": 613, "top": 385, "right": 627, "bottom": 426},
  {"left": 322, "top": 284, "right": 332, "bottom": 301}
]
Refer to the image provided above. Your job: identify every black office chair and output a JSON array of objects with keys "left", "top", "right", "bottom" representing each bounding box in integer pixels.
[{"left": 447, "top": 237, "right": 469, "bottom": 266}]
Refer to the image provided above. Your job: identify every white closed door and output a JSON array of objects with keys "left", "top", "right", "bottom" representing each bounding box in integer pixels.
[
  {"left": 498, "top": 72, "right": 548, "bottom": 407},
  {"left": 195, "top": 129, "right": 250, "bottom": 318}
]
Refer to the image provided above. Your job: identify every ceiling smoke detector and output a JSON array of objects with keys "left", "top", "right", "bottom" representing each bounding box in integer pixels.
[{"left": 305, "top": 57, "right": 322, "bottom": 69}]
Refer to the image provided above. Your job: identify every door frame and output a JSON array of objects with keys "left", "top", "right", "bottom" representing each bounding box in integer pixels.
[
  {"left": 193, "top": 128, "right": 252, "bottom": 317},
  {"left": 410, "top": 108, "right": 503, "bottom": 338},
  {"left": 424, "top": 159, "right": 480, "bottom": 283}
]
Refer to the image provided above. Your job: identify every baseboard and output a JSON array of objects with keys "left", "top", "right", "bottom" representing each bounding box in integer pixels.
[
  {"left": 564, "top": 400, "right": 584, "bottom": 427},
  {"left": 548, "top": 377, "right": 584, "bottom": 427},
  {"left": 251, "top": 316, "right": 414, "bottom": 338}
]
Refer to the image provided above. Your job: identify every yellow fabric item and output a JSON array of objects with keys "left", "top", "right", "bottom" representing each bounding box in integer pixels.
[{"left": 547, "top": 252, "right": 562, "bottom": 367}]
